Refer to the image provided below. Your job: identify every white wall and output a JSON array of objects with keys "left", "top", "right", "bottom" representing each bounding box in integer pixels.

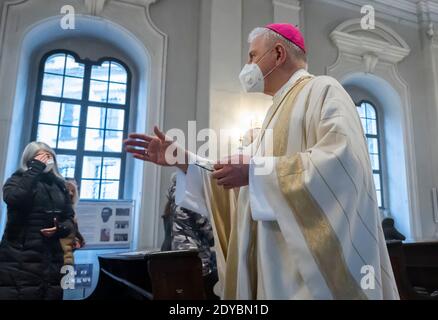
[{"left": 149, "top": 0, "right": 202, "bottom": 245}]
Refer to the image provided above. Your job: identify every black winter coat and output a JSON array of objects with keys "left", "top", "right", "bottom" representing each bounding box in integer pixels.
[{"left": 0, "top": 159, "right": 74, "bottom": 300}]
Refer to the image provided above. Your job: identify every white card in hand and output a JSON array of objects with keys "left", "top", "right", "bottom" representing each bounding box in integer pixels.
[{"left": 195, "top": 160, "right": 215, "bottom": 172}]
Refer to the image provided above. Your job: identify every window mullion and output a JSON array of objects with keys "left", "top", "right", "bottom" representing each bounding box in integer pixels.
[
  {"left": 76, "top": 61, "right": 92, "bottom": 197},
  {"left": 97, "top": 64, "right": 112, "bottom": 199},
  {"left": 54, "top": 54, "right": 68, "bottom": 150}
]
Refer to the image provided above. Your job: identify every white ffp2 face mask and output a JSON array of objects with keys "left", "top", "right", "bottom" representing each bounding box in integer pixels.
[
  {"left": 239, "top": 63, "right": 265, "bottom": 93},
  {"left": 44, "top": 159, "right": 54, "bottom": 173},
  {"left": 239, "top": 47, "right": 279, "bottom": 93}
]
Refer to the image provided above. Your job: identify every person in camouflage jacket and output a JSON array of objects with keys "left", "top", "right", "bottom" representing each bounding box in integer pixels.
[{"left": 161, "top": 174, "right": 217, "bottom": 278}]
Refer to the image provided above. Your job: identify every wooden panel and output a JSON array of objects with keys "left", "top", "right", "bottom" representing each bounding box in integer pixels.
[
  {"left": 387, "top": 240, "right": 438, "bottom": 300},
  {"left": 148, "top": 250, "right": 206, "bottom": 300}
]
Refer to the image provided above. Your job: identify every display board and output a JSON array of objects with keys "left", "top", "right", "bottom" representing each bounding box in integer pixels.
[{"left": 76, "top": 200, "right": 135, "bottom": 249}]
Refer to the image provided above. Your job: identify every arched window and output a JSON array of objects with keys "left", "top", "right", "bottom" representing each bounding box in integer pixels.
[
  {"left": 356, "top": 101, "right": 384, "bottom": 208},
  {"left": 31, "top": 50, "right": 131, "bottom": 200}
]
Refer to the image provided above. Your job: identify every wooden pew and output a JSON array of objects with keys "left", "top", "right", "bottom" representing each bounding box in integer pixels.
[
  {"left": 148, "top": 250, "right": 206, "bottom": 300},
  {"left": 89, "top": 240, "right": 438, "bottom": 300},
  {"left": 387, "top": 240, "right": 438, "bottom": 300},
  {"left": 88, "top": 249, "right": 208, "bottom": 300}
]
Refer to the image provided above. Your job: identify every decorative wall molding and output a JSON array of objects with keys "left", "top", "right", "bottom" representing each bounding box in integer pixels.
[
  {"left": 273, "top": 0, "right": 300, "bottom": 11},
  {"left": 84, "top": 0, "right": 107, "bottom": 16},
  {"left": 362, "top": 53, "right": 379, "bottom": 74},
  {"left": 319, "top": 0, "right": 438, "bottom": 27},
  {"left": 329, "top": 19, "right": 410, "bottom": 74},
  {"left": 117, "top": 0, "right": 157, "bottom": 6},
  {"left": 417, "top": 0, "right": 438, "bottom": 25},
  {"left": 0, "top": 1, "right": 28, "bottom": 60},
  {"left": 273, "top": 0, "right": 302, "bottom": 28},
  {"left": 418, "top": 0, "right": 438, "bottom": 43}
]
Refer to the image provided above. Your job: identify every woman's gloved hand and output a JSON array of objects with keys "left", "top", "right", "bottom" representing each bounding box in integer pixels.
[
  {"left": 40, "top": 217, "right": 72, "bottom": 238},
  {"left": 40, "top": 218, "right": 58, "bottom": 238},
  {"left": 26, "top": 152, "right": 53, "bottom": 174},
  {"left": 34, "top": 153, "right": 51, "bottom": 165}
]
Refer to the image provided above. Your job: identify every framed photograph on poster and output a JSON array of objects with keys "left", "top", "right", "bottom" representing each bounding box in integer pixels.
[{"left": 75, "top": 200, "right": 135, "bottom": 249}]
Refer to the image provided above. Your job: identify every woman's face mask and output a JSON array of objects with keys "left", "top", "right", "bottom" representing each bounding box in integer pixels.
[
  {"left": 239, "top": 47, "right": 279, "bottom": 93},
  {"left": 43, "top": 158, "right": 54, "bottom": 173},
  {"left": 36, "top": 151, "right": 54, "bottom": 173}
]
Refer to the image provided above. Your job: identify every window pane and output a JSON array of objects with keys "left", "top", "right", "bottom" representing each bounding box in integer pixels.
[
  {"left": 86, "top": 107, "right": 106, "bottom": 129},
  {"left": 42, "top": 73, "right": 63, "bottom": 97},
  {"left": 371, "top": 154, "right": 380, "bottom": 171},
  {"left": 367, "top": 138, "right": 379, "bottom": 154},
  {"left": 44, "top": 54, "right": 65, "bottom": 75},
  {"left": 104, "top": 130, "right": 123, "bottom": 152},
  {"left": 91, "top": 62, "right": 110, "bottom": 81},
  {"left": 366, "top": 119, "right": 377, "bottom": 135},
  {"left": 82, "top": 156, "right": 102, "bottom": 179},
  {"left": 81, "top": 180, "right": 100, "bottom": 199},
  {"left": 373, "top": 173, "right": 381, "bottom": 190},
  {"left": 108, "top": 82, "right": 126, "bottom": 105},
  {"left": 36, "top": 55, "right": 131, "bottom": 202},
  {"left": 39, "top": 101, "right": 61, "bottom": 125},
  {"left": 102, "top": 158, "right": 121, "bottom": 180},
  {"left": 360, "top": 118, "right": 367, "bottom": 132},
  {"left": 85, "top": 129, "right": 104, "bottom": 151},
  {"left": 357, "top": 105, "right": 365, "bottom": 119},
  {"left": 58, "top": 126, "right": 78, "bottom": 149},
  {"left": 60, "top": 103, "right": 81, "bottom": 126},
  {"left": 65, "top": 55, "right": 85, "bottom": 78},
  {"left": 57, "top": 155, "right": 76, "bottom": 178},
  {"left": 63, "top": 76, "right": 83, "bottom": 99},
  {"left": 100, "top": 180, "right": 119, "bottom": 200},
  {"left": 106, "top": 109, "right": 125, "bottom": 130},
  {"left": 376, "top": 190, "right": 382, "bottom": 207},
  {"left": 110, "top": 62, "right": 127, "bottom": 83},
  {"left": 37, "top": 124, "right": 58, "bottom": 148},
  {"left": 365, "top": 103, "right": 376, "bottom": 120},
  {"left": 89, "top": 80, "right": 108, "bottom": 102}
]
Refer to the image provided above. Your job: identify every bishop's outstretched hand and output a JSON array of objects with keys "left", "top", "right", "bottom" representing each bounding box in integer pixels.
[{"left": 124, "top": 126, "right": 188, "bottom": 172}]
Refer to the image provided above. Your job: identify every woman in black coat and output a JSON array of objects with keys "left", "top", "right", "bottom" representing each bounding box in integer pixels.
[{"left": 0, "top": 142, "right": 75, "bottom": 300}]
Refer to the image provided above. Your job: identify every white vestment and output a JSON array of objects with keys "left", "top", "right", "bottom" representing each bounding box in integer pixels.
[{"left": 175, "top": 69, "right": 400, "bottom": 300}]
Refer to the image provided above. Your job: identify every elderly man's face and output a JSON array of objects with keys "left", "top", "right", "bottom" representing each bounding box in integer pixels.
[
  {"left": 247, "top": 35, "right": 274, "bottom": 65},
  {"left": 247, "top": 35, "right": 279, "bottom": 93}
]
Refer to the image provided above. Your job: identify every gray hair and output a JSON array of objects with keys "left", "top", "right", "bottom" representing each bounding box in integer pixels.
[
  {"left": 248, "top": 27, "right": 307, "bottom": 63},
  {"left": 65, "top": 178, "right": 79, "bottom": 208},
  {"left": 20, "top": 141, "right": 64, "bottom": 180}
]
